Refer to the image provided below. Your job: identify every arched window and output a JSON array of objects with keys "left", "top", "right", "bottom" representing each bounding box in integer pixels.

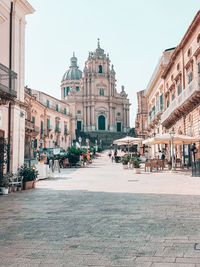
[
  {"left": 99, "top": 65, "right": 102, "bottom": 73},
  {"left": 99, "top": 88, "right": 104, "bottom": 96},
  {"left": 98, "top": 115, "right": 105, "bottom": 130}
]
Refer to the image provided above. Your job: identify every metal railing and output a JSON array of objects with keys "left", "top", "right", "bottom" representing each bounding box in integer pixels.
[
  {"left": 25, "top": 120, "right": 40, "bottom": 133},
  {"left": 42, "top": 101, "right": 69, "bottom": 115},
  {"left": 0, "top": 63, "right": 17, "bottom": 97},
  {"left": 55, "top": 128, "right": 61, "bottom": 133},
  {"left": 161, "top": 80, "right": 195, "bottom": 123}
]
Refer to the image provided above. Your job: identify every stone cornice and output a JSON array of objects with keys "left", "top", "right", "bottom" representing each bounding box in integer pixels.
[
  {"left": 17, "top": 0, "right": 35, "bottom": 15},
  {"left": 162, "top": 10, "right": 200, "bottom": 79}
]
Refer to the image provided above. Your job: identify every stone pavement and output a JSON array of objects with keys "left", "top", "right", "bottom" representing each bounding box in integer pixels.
[{"left": 1, "top": 153, "right": 200, "bottom": 266}]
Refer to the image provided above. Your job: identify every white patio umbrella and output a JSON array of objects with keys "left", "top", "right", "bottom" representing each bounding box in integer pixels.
[
  {"left": 113, "top": 136, "right": 142, "bottom": 145},
  {"left": 142, "top": 134, "right": 198, "bottom": 145},
  {"left": 113, "top": 136, "right": 142, "bottom": 154},
  {"left": 143, "top": 133, "right": 199, "bottom": 171}
]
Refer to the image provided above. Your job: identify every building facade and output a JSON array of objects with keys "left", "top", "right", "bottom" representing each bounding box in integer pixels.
[
  {"left": 24, "top": 88, "right": 72, "bottom": 158},
  {"left": 61, "top": 40, "right": 130, "bottom": 145},
  {"left": 0, "top": 0, "right": 34, "bottom": 172},
  {"left": 135, "top": 90, "right": 148, "bottom": 138},
  {"left": 136, "top": 10, "right": 200, "bottom": 161}
]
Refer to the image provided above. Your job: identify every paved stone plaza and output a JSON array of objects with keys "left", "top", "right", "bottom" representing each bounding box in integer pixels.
[{"left": 1, "top": 153, "right": 200, "bottom": 266}]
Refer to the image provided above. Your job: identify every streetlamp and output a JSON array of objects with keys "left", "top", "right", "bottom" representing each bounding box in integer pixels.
[
  {"left": 169, "top": 130, "right": 175, "bottom": 171},
  {"left": 95, "top": 139, "right": 98, "bottom": 151},
  {"left": 78, "top": 136, "right": 82, "bottom": 148}
]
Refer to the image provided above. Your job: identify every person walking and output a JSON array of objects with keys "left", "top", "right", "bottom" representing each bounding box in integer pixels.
[
  {"left": 49, "top": 157, "right": 54, "bottom": 173},
  {"left": 158, "top": 150, "right": 162, "bottom": 160},
  {"left": 53, "top": 156, "right": 61, "bottom": 173}
]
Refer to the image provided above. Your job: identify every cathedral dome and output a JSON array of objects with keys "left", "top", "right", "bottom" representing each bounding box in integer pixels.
[{"left": 62, "top": 53, "right": 82, "bottom": 82}]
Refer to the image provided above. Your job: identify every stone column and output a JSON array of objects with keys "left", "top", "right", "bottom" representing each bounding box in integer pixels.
[
  {"left": 127, "top": 108, "right": 130, "bottom": 128},
  {"left": 84, "top": 105, "right": 87, "bottom": 130},
  {"left": 110, "top": 106, "right": 112, "bottom": 131},
  {"left": 91, "top": 105, "right": 95, "bottom": 131},
  {"left": 87, "top": 106, "right": 90, "bottom": 130}
]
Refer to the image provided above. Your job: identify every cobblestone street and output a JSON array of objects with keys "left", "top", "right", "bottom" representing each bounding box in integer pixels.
[{"left": 1, "top": 153, "right": 200, "bottom": 266}]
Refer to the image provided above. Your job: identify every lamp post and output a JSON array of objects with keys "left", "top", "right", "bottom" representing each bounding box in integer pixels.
[
  {"left": 170, "top": 130, "right": 175, "bottom": 171},
  {"left": 95, "top": 139, "right": 98, "bottom": 152}
]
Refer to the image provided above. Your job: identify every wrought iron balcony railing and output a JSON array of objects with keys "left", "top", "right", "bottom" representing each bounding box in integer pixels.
[{"left": 0, "top": 63, "right": 17, "bottom": 98}]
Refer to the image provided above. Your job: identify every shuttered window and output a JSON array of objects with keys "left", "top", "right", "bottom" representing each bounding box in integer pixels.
[
  {"left": 177, "top": 83, "right": 181, "bottom": 95},
  {"left": 160, "top": 94, "right": 163, "bottom": 111},
  {"left": 47, "top": 118, "right": 50, "bottom": 129},
  {"left": 41, "top": 121, "right": 44, "bottom": 135},
  {"left": 46, "top": 100, "right": 50, "bottom": 108}
]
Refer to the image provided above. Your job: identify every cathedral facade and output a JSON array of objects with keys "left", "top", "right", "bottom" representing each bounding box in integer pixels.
[{"left": 61, "top": 41, "right": 130, "bottom": 144}]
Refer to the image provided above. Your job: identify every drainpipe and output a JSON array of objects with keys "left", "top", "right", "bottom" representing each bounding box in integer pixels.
[{"left": 7, "top": 1, "right": 13, "bottom": 173}]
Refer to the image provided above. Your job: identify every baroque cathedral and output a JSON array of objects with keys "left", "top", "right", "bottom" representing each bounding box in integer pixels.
[{"left": 61, "top": 40, "right": 130, "bottom": 145}]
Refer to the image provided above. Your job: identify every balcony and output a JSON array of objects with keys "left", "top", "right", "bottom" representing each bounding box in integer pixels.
[
  {"left": 25, "top": 120, "right": 39, "bottom": 136},
  {"left": 0, "top": 63, "right": 17, "bottom": 103},
  {"left": 43, "top": 102, "right": 69, "bottom": 116},
  {"left": 161, "top": 80, "right": 200, "bottom": 128},
  {"left": 55, "top": 128, "right": 61, "bottom": 133},
  {"left": 147, "top": 107, "right": 163, "bottom": 130}
]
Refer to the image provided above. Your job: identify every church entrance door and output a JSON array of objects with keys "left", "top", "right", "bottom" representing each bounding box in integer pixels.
[{"left": 98, "top": 115, "right": 105, "bottom": 130}]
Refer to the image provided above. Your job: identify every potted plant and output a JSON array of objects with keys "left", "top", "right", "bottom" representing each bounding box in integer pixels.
[
  {"left": 0, "top": 173, "right": 10, "bottom": 195},
  {"left": 121, "top": 154, "right": 130, "bottom": 169},
  {"left": 18, "top": 165, "right": 38, "bottom": 190},
  {"left": 131, "top": 157, "right": 141, "bottom": 174}
]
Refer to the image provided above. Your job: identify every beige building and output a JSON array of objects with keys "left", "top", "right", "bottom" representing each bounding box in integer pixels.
[
  {"left": 61, "top": 40, "right": 130, "bottom": 145},
  {"left": 136, "top": 10, "right": 200, "bottom": 162},
  {"left": 0, "top": 0, "right": 34, "bottom": 172},
  {"left": 24, "top": 87, "right": 72, "bottom": 158}
]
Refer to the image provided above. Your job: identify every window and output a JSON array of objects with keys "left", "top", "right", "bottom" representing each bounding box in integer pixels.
[
  {"left": 117, "top": 112, "right": 121, "bottom": 116},
  {"left": 56, "top": 121, "right": 59, "bottom": 132},
  {"left": 198, "top": 62, "right": 200, "bottom": 89},
  {"left": 63, "top": 87, "right": 65, "bottom": 98},
  {"left": 47, "top": 119, "right": 50, "bottom": 130},
  {"left": 32, "top": 116, "right": 35, "bottom": 125},
  {"left": 76, "top": 86, "right": 80, "bottom": 92},
  {"left": 156, "top": 99, "right": 159, "bottom": 113},
  {"left": 99, "top": 65, "right": 102, "bottom": 73},
  {"left": 41, "top": 121, "right": 44, "bottom": 135},
  {"left": 34, "top": 139, "right": 37, "bottom": 149},
  {"left": 188, "top": 71, "right": 193, "bottom": 84},
  {"left": 99, "top": 88, "right": 104, "bottom": 96},
  {"left": 64, "top": 124, "right": 67, "bottom": 135},
  {"left": 197, "top": 34, "right": 200, "bottom": 43},
  {"left": 77, "top": 121, "right": 82, "bottom": 130},
  {"left": 172, "top": 92, "right": 175, "bottom": 101},
  {"left": 64, "top": 108, "right": 67, "bottom": 114},
  {"left": 167, "top": 99, "right": 169, "bottom": 108},
  {"left": 117, "top": 122, "right": 121, "bottom": 132},
  {"left": 160, "top": 94, "right": 163, "bottom": 111},
  {"left": 77, "top": 110, "right": 81, "bottom": 114},
  {"left": 56, "top": 104, "right": 58, "bottom": 111},
  {"left": 66, "top": 87, "right": 70, "bottom": 96},
  {"left": 46, "top": 100, "right": 50, "bottom": 108},
  {"left": 177, "top": 83, "right": 181, "bottom": 95}
]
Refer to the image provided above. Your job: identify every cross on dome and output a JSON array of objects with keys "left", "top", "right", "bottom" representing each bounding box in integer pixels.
[{"left": 97, "top": 38, "right": 100, "bottom": 48}]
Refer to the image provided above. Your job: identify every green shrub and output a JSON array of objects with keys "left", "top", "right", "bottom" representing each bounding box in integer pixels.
[
  {"left": 97, "top": 146, "right": 102, "bottom": 152},
  {"left": 131, "top": 157, "right": 141, "bottom": 168},
  {"left": 18, "top": 165, "right": 38, "bottom": 182},
  {"left": 121, "top": 154, "right": 130, "bottom": 165}
]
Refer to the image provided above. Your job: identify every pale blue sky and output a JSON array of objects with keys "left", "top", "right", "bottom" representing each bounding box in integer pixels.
[{"left": 25, "top": 0, "right": 200, "bottom": 126}]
